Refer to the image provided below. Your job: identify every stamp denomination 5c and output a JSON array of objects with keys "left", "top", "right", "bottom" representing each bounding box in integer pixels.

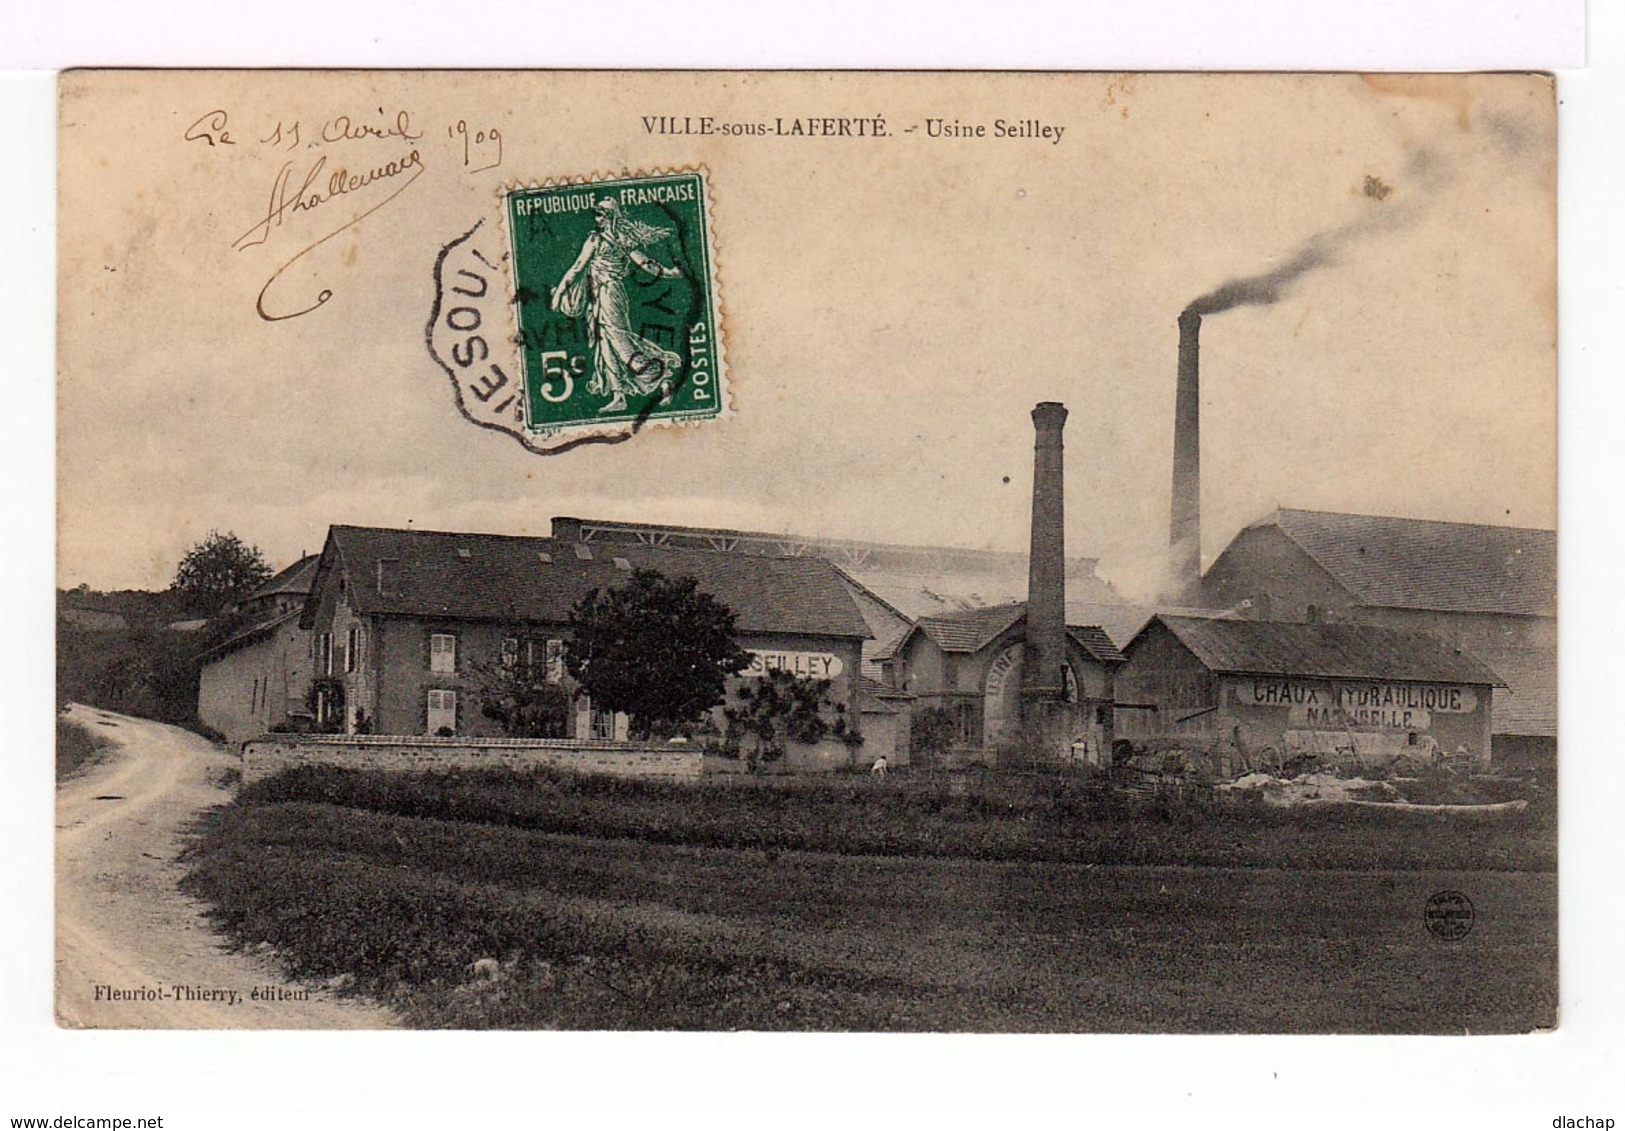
[{"left": 506, "top": 170, "right": 726, "bottom": 439}]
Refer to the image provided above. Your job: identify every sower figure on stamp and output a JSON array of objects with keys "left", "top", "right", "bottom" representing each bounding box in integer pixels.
[{"left": 550, "top": 197, "right": 685, "bottom": 413}]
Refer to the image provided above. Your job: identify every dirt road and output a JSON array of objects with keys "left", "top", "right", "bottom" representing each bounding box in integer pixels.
[{"left": 55, "top": 705, "right": 395, "bottom": 1029}]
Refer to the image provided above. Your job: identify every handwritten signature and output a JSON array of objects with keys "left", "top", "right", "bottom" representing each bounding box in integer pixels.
[
  {"left": 187, "top": 104, "right": 502, "bottom": 322},
  {"left": 233, "top": 148, "right": 426, "bottom": 321}
]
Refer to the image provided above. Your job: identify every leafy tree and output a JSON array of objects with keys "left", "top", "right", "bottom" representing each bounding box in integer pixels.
[
  {"left": 467, "top": 656, "right": 573, "bottom": 738},
  {"left": 171, "top": 530, "right": 273, "bottom": 615},
  {"left": 723, "top": 669, "right": 858, "bottom": 771},
  {"left": 565, "top": 569, "right": 752, "bottom": 738}
]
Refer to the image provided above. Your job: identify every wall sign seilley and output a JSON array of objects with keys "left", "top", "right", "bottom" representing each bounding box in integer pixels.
[{"left": 743, "top": 651, "right": 844, "bottom": 680}]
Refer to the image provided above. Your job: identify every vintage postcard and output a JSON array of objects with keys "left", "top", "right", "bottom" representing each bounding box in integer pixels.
[{"left": 56, "top": 70, "right": 1556, "bottom": 1033}]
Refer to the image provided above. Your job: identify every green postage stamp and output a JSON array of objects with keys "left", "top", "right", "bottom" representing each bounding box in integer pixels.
[{"left": 504, "top": 170, "right": 726, "bottom": 440}]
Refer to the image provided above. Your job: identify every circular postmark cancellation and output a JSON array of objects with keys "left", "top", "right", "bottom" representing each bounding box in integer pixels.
[
  {"left": 427, "top": 168, "right": 729, "bottom": 455},
  {"left": 1424, "top": 889, "right": 1475, "bottom": 941}
]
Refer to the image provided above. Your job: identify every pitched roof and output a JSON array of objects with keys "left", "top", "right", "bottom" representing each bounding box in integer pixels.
[
  {"left": 250, "top": 554, "right": 320, "bottom": 600},
  {"left": 198, "top": 608, "right": 303, "bottom": 663},
  {"left": 1471, "top": 645, "right": 1557, "bottom": 737},
  {"left": 861, "top": 675, "right": 915, "bottom": 699},
  {"left": 883, "top": 603, "right": 1128, "bottom": 664},
  {"left": 307, "top": 525, "right": 871, "bottom": 639},
  {"left": 859, "top": 675, "right": 915, "bottom": 714},
  {"left": 1067, "top": 624, "right": 1129, "bottom": 666},
  {"left": 546, "top": 517, "right": 1130, "bottom": 624},
  {"left": 913, "top": 603, "right": 1027, "bottom": 654},
  {"left": 1263, "top": 509, "right": 1556, "bottom": 617},
  {"left": 1139, "top": 614, "right": 1506, "bottom": 686}
]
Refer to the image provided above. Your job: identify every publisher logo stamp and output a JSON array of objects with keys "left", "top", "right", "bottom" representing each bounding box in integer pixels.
[{"left": 1424, "top": 889, "right": 1475, "bottom": 940}]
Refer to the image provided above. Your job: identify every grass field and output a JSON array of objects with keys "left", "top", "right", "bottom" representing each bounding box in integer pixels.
[{"left": 182, "top": 767, "right": 1558, "bottom": 1032}]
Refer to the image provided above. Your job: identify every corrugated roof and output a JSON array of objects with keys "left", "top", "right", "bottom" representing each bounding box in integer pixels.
[
  {"left": 1472, "top": 645, "right": 1557, "bottom": 737},
  {"left": 841, "top": 563, "right": 1125, "bottom": 621},
  {"left": 1142, "top": 615, "right": 1506, "bottom": 686},
  {"left": 1267, "top": 509, "right": 1556, "bottom": 617},
  {"left": 311, "top": 525, "right": 871, "bottom": 639}
]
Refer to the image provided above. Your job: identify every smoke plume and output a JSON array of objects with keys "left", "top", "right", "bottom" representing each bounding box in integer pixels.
[
  {"left": 1184, "top": 199, "right": 1407, "bottom": 319},
  {"left": 1184, "top": 236, "right": 1336, "bottom": 317},
  {"left": 1183, "top": 141, "right": 1455, "bottom": 319}
]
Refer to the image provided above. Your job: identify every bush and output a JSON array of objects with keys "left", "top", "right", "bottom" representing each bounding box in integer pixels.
[
  {"left": 909, "top": 707, "right": 956, "bottom": 756},
  {"left": 232, "top": 762, "right": 1555, "bottom": 874},
  {"left": 57, "top": 717, "right": 113, "bottom": 781}
]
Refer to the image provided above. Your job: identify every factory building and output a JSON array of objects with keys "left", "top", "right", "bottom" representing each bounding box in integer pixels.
[
  {"left": 875, "top": 403, "right": 1129, "bottom": 765},
  {"left": 547, "top": 514, "right": 1127, "bottom": 678},
  {"left": 1162, "top": 303, "right": 1554, "bottom": 775},
  {"left": 878, "top": 604, "right": 1124, "bottom": 765},
  {"left": 295, "top": 524, "right": 876, "bottom": 768},
  {"left": 1115, "top": 614, "right": 1504, "bottom": 774},
  {"left": 1193, "top": 508, "right": 1556, "bottom": 771}
]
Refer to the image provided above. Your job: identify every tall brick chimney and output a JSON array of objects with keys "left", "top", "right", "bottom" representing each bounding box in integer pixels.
[
  {"left": 1023, "top": 401, "right": 1069, "bottom": 701},
  {"left": 1170, "top": 310, "right": 1203, "bottom": 596}
]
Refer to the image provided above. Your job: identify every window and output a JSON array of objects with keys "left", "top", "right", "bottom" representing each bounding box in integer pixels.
[
  {"left": 250, "top": 677, "right": 260, "bottom": 714},
  {"left": 429, "top": 633, "right": 457, "bottom": 674},
  {"left": 346, "top": 626, "right": 362, "bottom": 673},
  {"left": 954, "top": 701, "right": 977, "bottom": 745},
  {"left": 501, "top": 636, "right": 519, "bottom": 669},
  {"left": 591, "top": 708, "right": 616, "bottom": 740},
  {"left": 545, "top": 639, "right": 565, "bottom": 684},
  {"left": 314, "top": 684, "right": 339, "bottom": 726},
  {"left": 426, "top": 689, "right": 457, "bottom": 734},
  {"left": 317, "top": 633, "right": 334, "bottom": 677}
]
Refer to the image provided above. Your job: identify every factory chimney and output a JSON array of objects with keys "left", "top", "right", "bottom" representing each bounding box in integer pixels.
[
  {"left": 1169, "top": 310, "right": 1203, "bottom": 597},
  {"left": 1023, "top": 401, "right": 1069, "bottom": 702}
]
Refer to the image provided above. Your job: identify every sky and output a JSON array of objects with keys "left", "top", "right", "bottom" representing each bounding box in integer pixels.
[{"left": 56, "top": 72, "right": 1556, "bottom": 598}]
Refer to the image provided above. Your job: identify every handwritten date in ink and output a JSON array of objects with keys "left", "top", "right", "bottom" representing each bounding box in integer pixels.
[
  {"left": 184, "top": 110, "right": 234, "bottom": 147},
  {"left": 449, "top": 120, "right": 503, "bottom": 174}
]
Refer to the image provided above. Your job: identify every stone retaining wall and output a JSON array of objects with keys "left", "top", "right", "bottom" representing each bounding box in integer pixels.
[{"left": 241, "top": 734, "right": 703, "bottom": 785}]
